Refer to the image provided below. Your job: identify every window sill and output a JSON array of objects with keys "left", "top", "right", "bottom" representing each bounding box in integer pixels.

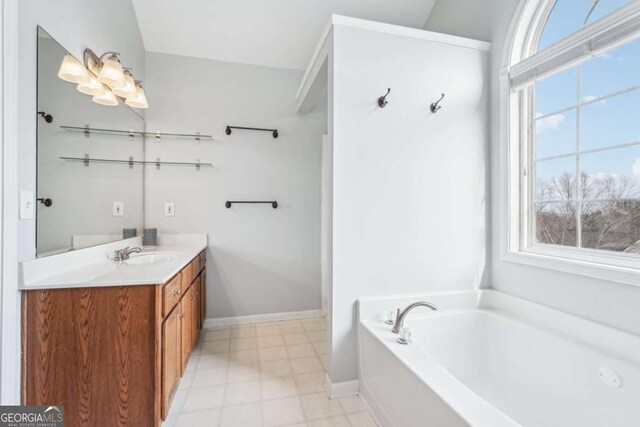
[{"left": 502, "top": 247, "right": 640, "bottom": 288}]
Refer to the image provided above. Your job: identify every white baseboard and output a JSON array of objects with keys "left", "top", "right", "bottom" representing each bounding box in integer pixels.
[
  {"left": 324, "top": 373, "right": 359, "bottom": 399},
  {"left": 204, "top": 309, "right": 322, "bottom": 329}
]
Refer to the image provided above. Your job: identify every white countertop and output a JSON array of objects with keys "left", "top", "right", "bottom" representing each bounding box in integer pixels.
[{"left": 20, "top": 234, "right": 207, "bottom": 290}]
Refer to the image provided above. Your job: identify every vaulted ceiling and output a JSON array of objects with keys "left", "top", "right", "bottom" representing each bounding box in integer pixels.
[{"left": 131, "top": 0, "right": 437, "bottom": 70}]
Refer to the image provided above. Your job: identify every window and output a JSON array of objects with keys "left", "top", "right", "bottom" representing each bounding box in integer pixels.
[{"left": 503, "top": 0, "right": 640, "bottom": 283}]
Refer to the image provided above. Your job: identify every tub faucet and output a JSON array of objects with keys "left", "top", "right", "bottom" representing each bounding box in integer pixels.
[
  {"left": 114, "top": 246, "right": 142, "bottom": 261},
  {"left": 392, "top": 301, "right": 438, "bottom": 334}
]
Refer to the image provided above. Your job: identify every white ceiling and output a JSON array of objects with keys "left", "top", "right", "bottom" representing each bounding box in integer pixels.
[{"left": 131, "top": 0, "right": 437, "bottom": 70}]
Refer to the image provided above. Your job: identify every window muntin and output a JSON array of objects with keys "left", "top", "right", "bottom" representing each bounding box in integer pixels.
[
  {"left": 537, "top": 0, "right": 634, "bottom": 51},
  {"left": 530, "top": 40, "right": 640, "bottom": 254}
]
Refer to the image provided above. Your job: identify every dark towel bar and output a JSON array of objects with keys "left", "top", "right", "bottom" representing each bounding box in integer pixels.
[
  {"left": 225, "top": 126, "right": 278, "bottom": 139},
  {"left": 225, "top": 201, "right": 278, "bottom": 209}
]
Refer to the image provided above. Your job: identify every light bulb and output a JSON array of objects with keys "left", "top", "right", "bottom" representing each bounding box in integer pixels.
[
  {"left": 98, "top": 54, "right": 125, "bottom": 88},
  {"left": 125, "top": 83, "right": 149, "bottom": 109},
  {"left": 92, "top": 89, "right": 118, "bottom": 106},
  {"left": 58, "top": 54, "right": 90, "bottom": 84},
  {"left": 112, "top": 71, "right": 137, "bottom": 99},
  {"left": 77, "top": 75, "right": 106, "bottom": 96}
]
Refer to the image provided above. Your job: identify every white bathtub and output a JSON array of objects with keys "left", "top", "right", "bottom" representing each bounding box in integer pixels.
[{"left": 357, "top": 290, "right": 640, "bottom": 427}]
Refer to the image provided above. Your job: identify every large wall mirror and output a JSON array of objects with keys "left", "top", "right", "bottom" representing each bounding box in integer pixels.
[{"left": 36, "top": 27, "right": 144, "bottom": 257}]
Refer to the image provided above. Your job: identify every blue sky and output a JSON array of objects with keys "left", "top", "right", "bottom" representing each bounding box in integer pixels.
[{"left": 534, "top": 0, "right": 640, "bottom": 198}]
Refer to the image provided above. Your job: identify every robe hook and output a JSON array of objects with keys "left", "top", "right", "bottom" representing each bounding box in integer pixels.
[
  {"left": 378, "top": 88, "right": 391, "bottom": 108},
  {"left": 430, "top": 93, "right": 445, "bottom": 113}
]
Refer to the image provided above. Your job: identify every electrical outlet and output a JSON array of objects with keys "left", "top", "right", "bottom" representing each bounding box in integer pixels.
[
  {"left": 164, "top": 202, "right": 175, "bottom": 217},
  {"left": 113, "top": 202, "right": 124, "bottom": 216}
]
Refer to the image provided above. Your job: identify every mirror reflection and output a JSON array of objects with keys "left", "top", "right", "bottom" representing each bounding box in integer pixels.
[{"left": 36, "top": 27, "right": 144, "bottom": 257}]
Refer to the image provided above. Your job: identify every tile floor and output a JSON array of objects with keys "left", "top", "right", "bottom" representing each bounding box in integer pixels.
[{"left": 162, "top": 317, "right": 378, "bottom": 427}]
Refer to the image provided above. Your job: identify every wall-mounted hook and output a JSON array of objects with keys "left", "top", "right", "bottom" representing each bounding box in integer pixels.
[
  {"left": 37, "top": 111, "right": 53, "bottom": 123},
  {"left": 430, "top": 93, "right": 445, "bottom": 113},
  {"left": 378, "top": 88, "right": 391, "bottom": 108}
]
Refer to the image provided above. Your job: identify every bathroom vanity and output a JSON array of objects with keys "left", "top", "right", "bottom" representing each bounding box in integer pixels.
[{"left": 20, "top": 236, "right": 207, "bottom": 427}]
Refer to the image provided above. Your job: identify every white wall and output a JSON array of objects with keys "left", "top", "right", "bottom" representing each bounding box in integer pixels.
[
  {"left": 427, "top": 0, "right": 640, "bottom": 336},
  {"left": 424, "top": 0, "right": 494, "bottom": 42},
  {"left": 144, "top": 52, "right": 326, "bottom": 319},
  {"left": 18, "top": 0, "right": 146, "bottom": 261},
  {"left": 329, "top": 24, "right": 490, "bottom": 383}
]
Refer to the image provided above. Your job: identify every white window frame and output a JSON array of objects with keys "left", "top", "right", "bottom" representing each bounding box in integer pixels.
[{"left": 500, "top": 0, "right": 640, "bottom": 287}]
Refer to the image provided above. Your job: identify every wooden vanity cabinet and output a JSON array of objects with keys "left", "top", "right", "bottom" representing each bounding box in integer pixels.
[
  {"left": 23, "top": 250, "right": 207, "bottom": 427},
  {"left": 161, "top": 305, "right": 181, "bottom": 418},
  {"left": 179, "top": 284, "right": 194, "bottom": 374}
]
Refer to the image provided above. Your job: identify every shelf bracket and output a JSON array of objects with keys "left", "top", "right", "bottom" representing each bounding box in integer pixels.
[
  {"left": 129, "top": 128, "right": 135, "bottom": 142},
  {"left": 84, "top": 153, "right": 90, "bottom": 167},
  {"left": 196, "top": 159, "right": 201, "bottom": 171},
  {"left": 156, "top": 158, "right": 161, "bottom": 170},
  {"left": 155, "top": 130, "right": 161, "bottom": 143},
  {"left": 84, "top": 125, "right": 90, "bottom": 138},
  {"left": 129, "top": 156, "right": 134, "bottom": 169},
  {"left": 195, "top": 132, "right": 200, "bottom": 144}
]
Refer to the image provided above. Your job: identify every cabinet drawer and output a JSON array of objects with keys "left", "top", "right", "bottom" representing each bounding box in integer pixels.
[
  {"left": 199, "top": 251, "right": 206, "bottom": 271},
  {"left": 162, "top": 274, "right": 182, "bottom": 317},
  {"left": 182, "top": 260, "right": 193, "bottom": 288},
  {"left": 191, "top": 256, "right": 201, "bottom": 280}
]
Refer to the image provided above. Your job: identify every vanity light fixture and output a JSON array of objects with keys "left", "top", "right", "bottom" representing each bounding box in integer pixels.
[
  {"left": 57, "top": 49, "right": 149, "bottom": 108},
  {"left": 76, "top": 75, "right": 106, "bottom": 96},
  {"left": 125, "top": 81, "right": 149, "bottom": 109},
  {"left": 92, "top": 89, "right": 119, "bottom": 106},
  {"left": 57, "top": 54, "right": 90, "bottom": 84},
  {"left": 96, "top": 52, "right": 126, "bottom": 88},
  {"left": 111, "top": 69, "right": 137, "bottom": 99}
]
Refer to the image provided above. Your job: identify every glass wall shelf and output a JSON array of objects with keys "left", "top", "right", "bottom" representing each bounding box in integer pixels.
[
  {"left": 60, "top": 125, "right": 213, "bottom": 142},
  {"left": 60, "top": 155, "right": 213, "bottom": 170}
]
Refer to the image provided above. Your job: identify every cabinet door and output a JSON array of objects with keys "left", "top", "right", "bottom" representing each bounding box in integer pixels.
[
  {"left": 162, "top": 307, "right": 180, "bottom": 420},
  {"left": 192, "top": 278, "right": 201, "bottom": 345},
  {"left": 201, "top": 269, "right": 206, "bottom": 326},
  {"left": 180, "top": 287, "right": 193, "bottom": 374}
]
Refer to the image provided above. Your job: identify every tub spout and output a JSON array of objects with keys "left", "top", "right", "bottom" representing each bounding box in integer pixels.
[{"left": 392, "top": 301, "right": 438, "bottom": 334}]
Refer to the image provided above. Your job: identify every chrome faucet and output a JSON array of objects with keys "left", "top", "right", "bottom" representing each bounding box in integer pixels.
[
  {"left": 114, "top": 246, "right": 142, "bottom": 261},
  {"left": 392, "top": 301, "right": 438, "bottom": 334}
]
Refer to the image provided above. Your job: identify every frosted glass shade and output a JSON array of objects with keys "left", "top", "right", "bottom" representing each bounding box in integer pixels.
[
  {"left": 58, "top": 54, "right": 90, "bottom": 84},
  {"left": 112, "top": 72, "right": 137, "bottom": 99},
  {"left": 77, "top": 75, "right": 106, "bottom": 96},
  {"left": 98, "top": 56, "right": 125, "bottom": 88},
  {"left": 92, "top": 89, "right": 118, "bottom": 106},
  {"left": 125, "top": 85, "right": 149, "bottom": 109}
]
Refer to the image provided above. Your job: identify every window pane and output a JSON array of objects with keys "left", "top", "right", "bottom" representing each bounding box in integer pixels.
[
  {"left": 580, "top": 145, "right": 640, "bottom": 200},
  {"left": 581, "top": 37, "right": 640, "bottom": 99},
  {"left": 535, "top": 202, "right": 577, "bottom": 247},
  {"left": 535, "top": 156, "right": 576, "bottom": 201},
  {"left": 535, "top": 109, "right": 577, "bottom": 159},
  {"left": 580, "top": 90, "right": 640, "bottom": 151},
  {"left": 584, "top": 0, "right": 633, "bottom": 25},
  {"left": 538, "top": 0, "right": 633, "bottom": 51},
  {"left": 581, "top": 201, "right": 640, "bottom": 252},
  {"left": 535, "top": 67, "right": 577, "bottom": 116}
]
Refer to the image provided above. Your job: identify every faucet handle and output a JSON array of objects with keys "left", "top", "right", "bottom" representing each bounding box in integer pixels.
[
  {"left": 384, "top": 310, "right": 397, "bottom": 325},
  {"left": 397, "top": 327, "right": 412, "bottom": 345}
]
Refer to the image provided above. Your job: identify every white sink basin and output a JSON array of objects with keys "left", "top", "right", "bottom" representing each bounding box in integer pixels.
[{"left": 125, "top": 252, "right": 182, "bottom": 265}]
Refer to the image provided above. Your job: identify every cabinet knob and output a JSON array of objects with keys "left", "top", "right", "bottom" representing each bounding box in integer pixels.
[{"left": 172, "top": 288, "right": 180, "bottom": 296}]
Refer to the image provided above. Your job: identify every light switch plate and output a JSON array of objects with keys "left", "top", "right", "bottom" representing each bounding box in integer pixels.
[
  {"left": 164, "top": 202, "right": 175, "bottom": 217},
  {"left": 113, "top": 202, "right": 124, "bottom": 216},
  {"left": 20, "top": 190, "right": 35, "bottom": 220}
]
